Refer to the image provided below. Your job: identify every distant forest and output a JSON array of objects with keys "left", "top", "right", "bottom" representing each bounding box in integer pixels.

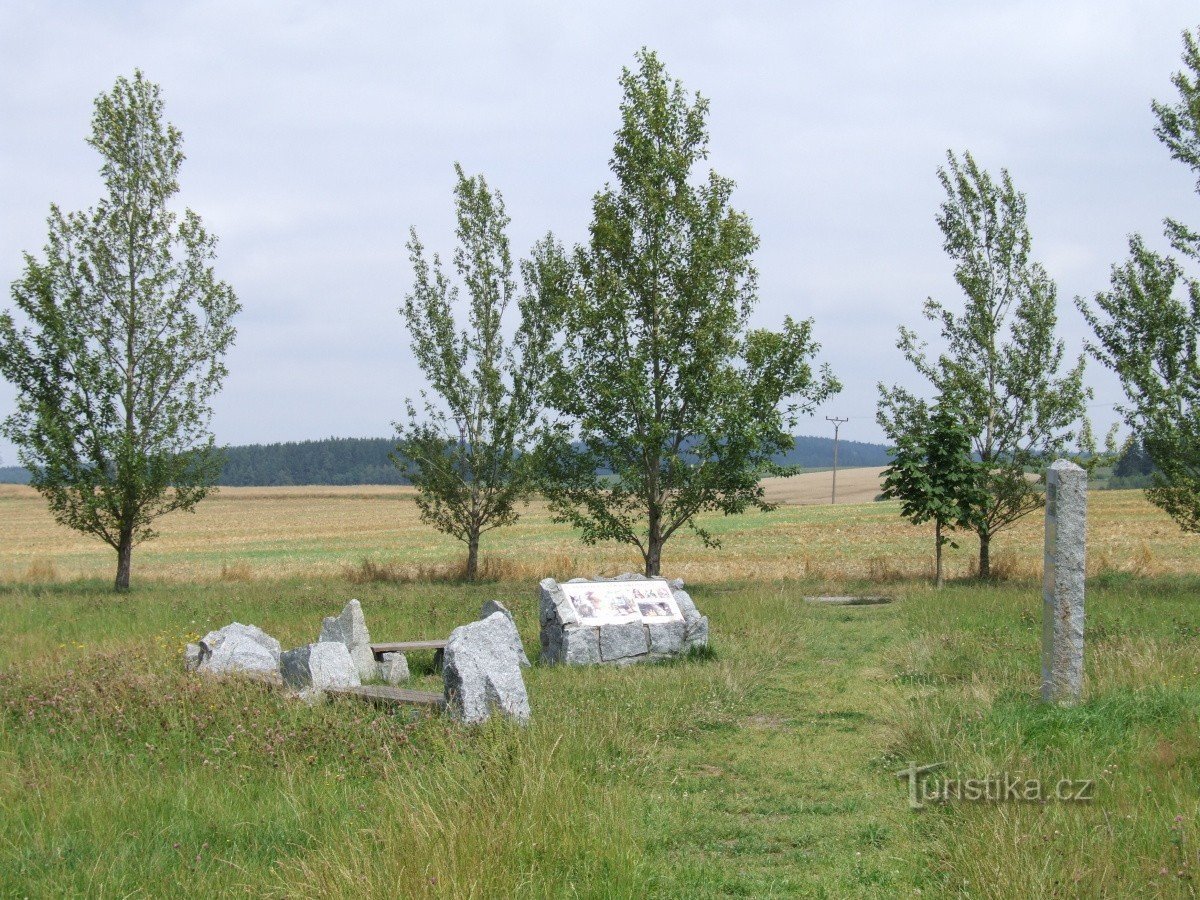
[{"left": 0, "top": 434, "right": 893, "bottom": 486}]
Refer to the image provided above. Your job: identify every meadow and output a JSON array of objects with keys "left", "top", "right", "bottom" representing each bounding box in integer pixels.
[{"left": 1, "top": 476, "right": 1198, "bottom": 897}]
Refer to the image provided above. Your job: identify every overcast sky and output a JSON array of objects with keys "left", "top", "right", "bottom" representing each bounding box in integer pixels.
[{"left": 2, "top": 0, "right": 1198, "bottom": 464}]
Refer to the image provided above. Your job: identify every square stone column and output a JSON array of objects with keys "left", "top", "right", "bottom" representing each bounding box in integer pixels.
[{"left": 1041, "top": 459, "right": 1087, "bottom": 705}]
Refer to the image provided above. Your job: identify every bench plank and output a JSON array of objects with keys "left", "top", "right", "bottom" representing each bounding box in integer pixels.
[
  {"left": 371, "top": 640, "right": 448, "bottom": 654},
  {"left": 325, "top": 684, "right": 445, "bottom": 710}
]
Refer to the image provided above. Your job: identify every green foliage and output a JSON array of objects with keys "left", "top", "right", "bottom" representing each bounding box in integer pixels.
[
  {"left": 536, "top": 50, "right": 839, "bottom": 576},
  {"left": 1152, "top": 26, "right": 1200, "bottom": 260},
  {"left": 0, "top": 71, "right": 239, "bottom": 591},
  {"left": 880, "top": 396, "right": 983, "bottom": 583},
  {"left": 396, "top": 165, "right": 560, "bottom": 579},
  {"left": 1080, "top": 29, "right": 1200, "bottom": 532},
  {"left": 880, "top": 150, "right": 1088, "bottom": 577}
]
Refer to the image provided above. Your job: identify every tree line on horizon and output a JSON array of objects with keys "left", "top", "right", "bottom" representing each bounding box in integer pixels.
[
  {"left": 1, "top": 433, "right": 1156, "bottom": 490},
  {"left": 0, "top": 433, "right": 891, "bottom": 488},
  {"left": 3, "top": 34, "right": 1200, "bottom": 589}
]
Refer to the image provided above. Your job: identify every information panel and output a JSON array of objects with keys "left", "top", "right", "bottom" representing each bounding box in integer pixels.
[{"left": 560, "top": 580, "right": 684, "bottom": 626}]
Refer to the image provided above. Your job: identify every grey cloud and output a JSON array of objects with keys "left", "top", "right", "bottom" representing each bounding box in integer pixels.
[{"left": 2, "top": 0, "right": 1196, "bottom": 463}]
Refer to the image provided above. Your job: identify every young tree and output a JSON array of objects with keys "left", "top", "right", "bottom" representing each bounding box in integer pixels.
[
  {"left": 0, "top": 71, "right": 239, "bottom": 592},
  {"left": 879, "top": 151, "right": 1088, "bottom": 578},
  {"left": 396, "top": 165, "right": 561, "bottom": 580},
  {"left": 1081, "top": 240, "right": 1200, "bottom": 528},
  {"left": 880, "top": 396, "right": 983, "bottom": 587},
  {"left": 536, "top": 50, "right": 839, "bottom": 577},
  {"left": 1079, "top": 29, "right": 1200, "bottom": 531}
]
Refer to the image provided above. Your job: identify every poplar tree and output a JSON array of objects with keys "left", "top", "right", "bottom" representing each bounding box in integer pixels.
[
  {"left": 1079, "top": 28, "right": 1200, "bottom": 531},
  {"left": 537, "top": 50, "right": 838, "bottom": 577},
  {"left": 396, "top": 165, "right": 561, "bottom": 580},
  {"left": 0, "top": 71, "right": 239, "bottom": 591},
  {"left": 879, "top": 151, "right": 1088, "bottom": 578}
]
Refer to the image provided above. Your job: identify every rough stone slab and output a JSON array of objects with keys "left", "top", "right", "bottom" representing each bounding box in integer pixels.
[
  {"left": 647, "top": 620, "right": 687, "bottom": 656},
  {"left": 479, "top": 600, "right": 530, "bottom": 667},
  {"left": 184, "top": 643, "right": 203, "bottom": 672},
  {"left": 280, "top": 641, "right": 361, "bottom": 690},
  {"left": 1042, "top": 459, "right": 1087, "bottom": 705},
  {"left": 319, "top": 599, "right": 379, "bottom": 682},
  {"left": 202, "top": 632, "right": 279, "bottom": 676},
  {"left": 480, "top": 599, "right": 511, "bottom": 619},
  {"left": 198, "top": 622, "right": 281, "bottom": 666},
  {"left": 539, "top": 618, "right": 563, "bottom": 663},
  {"left": 672, "top": 587, "right": 701, "bottom": 624},
  {"left": 539, "top": 578, "right": 580, "bottom": 627},
  {"left": 443, "top": 612, "right": 531, "bottom": 725},
  {"left": 379, "top": 651, "right": 410, "bottom": 684},
  {"left": 562, "top": 626, "right": 601, "bottom": 665},
  {"left": 683, "top": 615, "right": 709, "bottom": 650},
  {"left": 600, "top": 621, "right": 650, "bottom": 661}
]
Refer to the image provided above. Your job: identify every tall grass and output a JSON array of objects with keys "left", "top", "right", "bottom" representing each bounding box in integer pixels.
[
  {"left": 1, "top": 532, "right": 1198, "bottom": 894},
  {"left": 887, "top": 579, "right": 1200, "bottom": 897}
]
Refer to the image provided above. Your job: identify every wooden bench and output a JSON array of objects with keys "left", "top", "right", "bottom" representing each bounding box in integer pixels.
[
  {"left": 370, "top": 640, "right": 448, "bottom": 672},
  {"left": 326, "top": 684, "right": 445, "bottom": 710}
]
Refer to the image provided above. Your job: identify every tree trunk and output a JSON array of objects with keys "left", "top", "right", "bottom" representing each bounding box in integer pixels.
[
  {"left": 978, "top": 529, "right": 991, "bottom": 580},
  {"left": 645, "top": 540, "right": 662, "bottom": 577},
  {"left": 934, "top": 521, "right": 944, "bottom": 589},
  {"left": 465, "top": 530, "right": 480, "bottom": 581},
  {"left": 114, "top": 527, "right": 133, "bottom": 592},
  {"left": 645, "top": 499, "right": 664, "bottom": 577}
]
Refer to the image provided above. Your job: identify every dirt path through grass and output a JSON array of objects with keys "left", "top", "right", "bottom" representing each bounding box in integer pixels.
[{"left": 638, "top": 585, "right": 923, "bottom": 897}]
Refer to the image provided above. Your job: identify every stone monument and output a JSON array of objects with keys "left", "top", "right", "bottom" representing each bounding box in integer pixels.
[
  {"left": 319, "top": 599, "right": 379, "bottom": 682},
  {"left": 1041, "top": 459, "right": 1086, "bottom": 705},
  {"left": 443, "top": 612, "right": 532, "bottom": 724},
  {"left": 539, "top": 574, "right": 708, "bottom": 665}
]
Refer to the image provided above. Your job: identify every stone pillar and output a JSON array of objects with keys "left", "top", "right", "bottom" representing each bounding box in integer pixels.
[{"left": 1041, "top": 459, "right": 1086, "bottom": 705}]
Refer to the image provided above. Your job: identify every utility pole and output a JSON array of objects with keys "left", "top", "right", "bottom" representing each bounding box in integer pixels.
[{"left": 826, "top": 416, "right": 848, "bottom": 504}]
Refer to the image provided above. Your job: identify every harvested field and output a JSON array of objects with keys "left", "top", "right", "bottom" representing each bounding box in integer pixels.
[
  {"left": 761, "top": 465, "right": 885, "bottom": 505},
  {"left": 0, "top": 479, "right": 1193, "bottom": 585}
]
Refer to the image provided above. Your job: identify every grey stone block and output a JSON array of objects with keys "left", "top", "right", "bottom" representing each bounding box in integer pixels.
[
  {"left": 480, "top": 600, "right": 530, "bottom": 667},
  {"left": 184, "top": 642, "right": 203, "bottom": 672},
  {"left": 647, "top": 619, "right": 687, "bottom": 655},
  {"left": 319, "top": 599, "right": 379, "bottom": 682},
  {"left": 1042, "top": 459, "right": 1087, "bottom": 705},
  {"left": 203, "top": 632, "right": 279, "bottom": 676},
  {"left": 443, "top": 612, "right": 531, "bottom": 725},
  {"left": 379, "top": 651, "right": 410, "bottom": 684},
  {"left": 280, "top": 641, "right": 360, "bottom": 690},
  {"left": 600, "top": 621, "right": 649, "bottom": 661},
  {"left": 684, "top": 615, "right": 710, "bottom": 650},
  {"left": 562, "top": 627, "right": 601, "bottom": 665},
  {"left": 539, "top": 578, "right": 579, "bottom": 626},
  {"left": 198, "top": 622, "right": 281, "bottom": 666}
]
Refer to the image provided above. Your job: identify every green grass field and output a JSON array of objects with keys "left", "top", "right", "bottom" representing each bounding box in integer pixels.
[{"left": 1, "top": 487, "right": 1198, "bottom": 897}]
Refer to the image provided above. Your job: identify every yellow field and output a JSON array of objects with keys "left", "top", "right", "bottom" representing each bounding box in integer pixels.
[
  {"left": 760, "top": 465, "right": 886, "bottom": 505},
  {"left": 2, "top": 469, "right": 1195, "bottom": 585}
]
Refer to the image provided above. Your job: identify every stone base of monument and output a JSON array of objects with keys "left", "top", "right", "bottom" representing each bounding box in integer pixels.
[
  {"left": 803, "top": 595, "right": 894, "bottom": 606},
  {"left": 539, "top": 574, "right": 709, "bottom": 665}
]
